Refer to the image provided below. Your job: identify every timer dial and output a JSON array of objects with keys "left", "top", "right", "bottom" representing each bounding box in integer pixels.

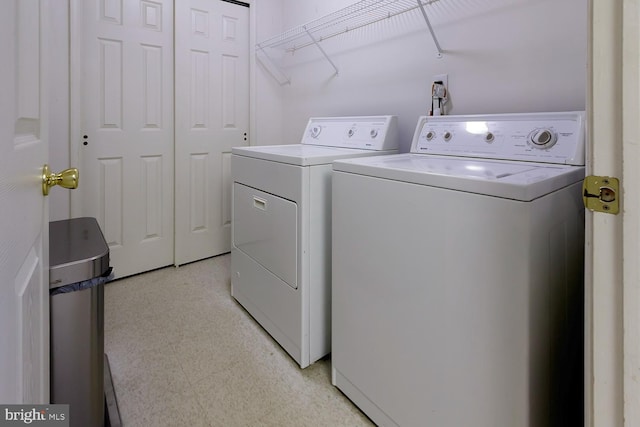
[{"left": 528, "top": 128, "right": 558, "bottom": 149}]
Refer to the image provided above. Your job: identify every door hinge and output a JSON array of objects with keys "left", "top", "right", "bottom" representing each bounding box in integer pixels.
[{"left": 582, "top": 175, "right": 620, "bottom": 214}]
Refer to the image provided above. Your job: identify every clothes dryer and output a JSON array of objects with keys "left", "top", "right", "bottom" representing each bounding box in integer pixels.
[
  {"left": 231, "top": 116, "right": 398, "bottom": 368},
  {"left": 331, "top": 112, "right": 585, "bottom": 426}
]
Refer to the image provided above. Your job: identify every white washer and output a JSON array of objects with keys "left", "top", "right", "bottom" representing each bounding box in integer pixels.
[
  {"left": 231, "top": 116, "right": 399, "bottom": 368},
  {"left": 331, "top": 112, "right": 585, "bottom": 426}
]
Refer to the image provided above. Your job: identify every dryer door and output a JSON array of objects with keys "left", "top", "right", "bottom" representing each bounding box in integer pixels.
[{"left": 233, "top": 183, "right": 298, "bottom": 289}]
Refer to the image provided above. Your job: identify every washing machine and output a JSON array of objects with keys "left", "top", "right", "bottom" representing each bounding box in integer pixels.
[
  {"left": 231, "top": 116, "right": 399, "bottom": 368},
  {"left": 331, "top": 112, "right": 585, "bottom": 426}
]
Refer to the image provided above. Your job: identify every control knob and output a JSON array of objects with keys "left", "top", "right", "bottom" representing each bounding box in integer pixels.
[
  {"left": 485, "top": 132, "right": 495, "bottom": 143},
  {"left": 310, "top": 125, "right": 322, "bottom": 138},
  {"left": 528, "top": 128, "right": 558, "bottom": 149}
]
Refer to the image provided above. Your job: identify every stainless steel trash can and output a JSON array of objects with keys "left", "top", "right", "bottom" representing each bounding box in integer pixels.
[{"left": 49, "top": 217, "right": 110, "bottom": 427}]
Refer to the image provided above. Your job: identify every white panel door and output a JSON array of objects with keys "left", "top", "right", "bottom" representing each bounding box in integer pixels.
[
  {"left": 74, "top": 0, "right": 174, "bottom": 278},
  {"left": 175, "top": 0, "right": 250, "bottom": 265},
  {"left": 0, "top": 0, "right": 50, "bottom": 404}
]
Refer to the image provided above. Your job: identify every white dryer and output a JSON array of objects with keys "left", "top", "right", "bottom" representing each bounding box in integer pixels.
[
  {"left": 331, "top": 112, "right": 585, "bottom": 426},
  {"left": 231, "top": 116, "right": 399, "bottom": 368}
]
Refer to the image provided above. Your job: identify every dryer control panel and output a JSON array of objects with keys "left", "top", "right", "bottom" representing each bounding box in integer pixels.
[
  {"left": 302, "top": 116, "right": 399, "bottom": 151},
  {"left": 411, "top": 111, "right": 585, "bottom": 165}
]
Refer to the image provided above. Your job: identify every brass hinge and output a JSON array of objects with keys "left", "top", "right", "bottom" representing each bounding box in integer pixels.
[{"left": 583, "top": 176, "right": 620, "bottom": 214}]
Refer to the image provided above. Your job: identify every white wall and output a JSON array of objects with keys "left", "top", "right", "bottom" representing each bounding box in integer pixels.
[
  {"left": 254, "top": 0, "right": 587, "bottom": 152},
  {"left": 253, "top": 0, "right": 285, "bottom": 146}
]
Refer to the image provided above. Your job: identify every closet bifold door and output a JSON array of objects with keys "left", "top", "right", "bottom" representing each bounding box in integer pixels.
[
  {"left": 174, "top": 0, "right": 250, "bottom": 266},
  {"left": 73, "top": 0, "right": 175, "bottom": 279}
]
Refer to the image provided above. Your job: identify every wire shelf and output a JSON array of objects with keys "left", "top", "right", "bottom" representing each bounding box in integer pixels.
[
  {"left": 256, "top": 0, "right": 440, "bottom": 52},
  {"left": 255, "top": 0, "right": 442, "bottom": 85}
]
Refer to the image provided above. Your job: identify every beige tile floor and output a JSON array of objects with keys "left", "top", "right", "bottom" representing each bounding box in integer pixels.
[{"left": 104, "top": 254, "right": 375, "bottom": 427}]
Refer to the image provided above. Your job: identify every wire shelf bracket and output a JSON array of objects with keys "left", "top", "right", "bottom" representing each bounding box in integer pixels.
[
  {"left": 256, "top": 45, "right": 292, "bottom": 86},
  {"left": 304, "top": 26, "right": 340, "bottom": 77},
  {"left": 416, "top": 0, "right": 443, "bottom": 58}
]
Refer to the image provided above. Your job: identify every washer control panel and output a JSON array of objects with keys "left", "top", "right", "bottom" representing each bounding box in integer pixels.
[
  {"left": 411, "top": 111, "right": 585, "bottom": 165},
  {"left": 302, "top": 116, "right": 399, "bottom": 151}
]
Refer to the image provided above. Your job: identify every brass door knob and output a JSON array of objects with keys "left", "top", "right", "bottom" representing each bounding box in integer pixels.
[{"left": 42, "top": 164, "right": 79, "bottom": 196}]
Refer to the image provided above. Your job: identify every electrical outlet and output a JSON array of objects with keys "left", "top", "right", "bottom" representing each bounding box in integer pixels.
[
  {"left": 431, "top": 73, "right": 449, "bottom": 115},
  {"left": 432, "top": 73, "right": 448, "bottom": 91}
]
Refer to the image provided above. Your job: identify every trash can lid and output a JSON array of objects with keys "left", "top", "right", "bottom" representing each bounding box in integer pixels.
[{"left": 49, "top": 217, "right": 110, "bottom": 289}]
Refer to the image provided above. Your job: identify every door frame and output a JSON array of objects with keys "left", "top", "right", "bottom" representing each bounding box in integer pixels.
[
  {"left": 588, "top": 0, "right": 640, "bottom": 425},
  {"left": 620, "top": 0, "right": 640, "bottom": 422}
]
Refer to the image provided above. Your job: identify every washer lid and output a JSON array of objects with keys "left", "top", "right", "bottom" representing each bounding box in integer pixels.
[
  {"left": 333, "top": 153, "right": 585, "bottom": 201},
  {"left": 232, "top": 144, "right": 397, "bottom": 166}
]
